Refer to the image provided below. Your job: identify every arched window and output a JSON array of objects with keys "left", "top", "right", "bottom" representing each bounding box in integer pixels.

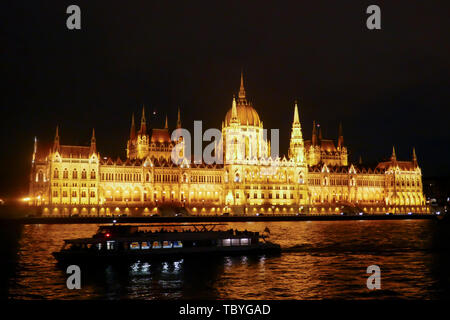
[
  {"left": 90, "top": 170, "right": 96, "bottom": 179},
  {"left": 81, "top": 170, "right": 87, "bottom": 179},
  {"left": 73, "top": 169, "right": 77, "bottom": 179},
  {"left": 37, "top": 171, "right": 44, "bottom": 182},
  {"left": 146, "top": 173, "right": 150, "bottom": 182},
  {"left": 63, "top": 169, "right": 68, "bottom": 179},
  {"left": 53, "top": 168, "right": 59, "bottom": 179}
]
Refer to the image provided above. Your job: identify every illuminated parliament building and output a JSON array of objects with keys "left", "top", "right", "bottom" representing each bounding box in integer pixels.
[{"left": 28, "top": 74, "right": 428, "bottom": 216}]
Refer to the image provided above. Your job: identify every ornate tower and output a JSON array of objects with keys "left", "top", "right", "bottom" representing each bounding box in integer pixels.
[
  {"left": 127, "top": 106, "right": 150, "bottom": 159},
  {"left": 288, "top": 100, "right": 305, "bottom": 163},
  {"left": 337, "top": 122, "right": 348, "bottom": 166}
]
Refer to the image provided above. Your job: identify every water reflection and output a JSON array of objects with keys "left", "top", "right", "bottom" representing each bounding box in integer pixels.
[{"left": 3, "top": 220, "right": 450, "bottom": 299}]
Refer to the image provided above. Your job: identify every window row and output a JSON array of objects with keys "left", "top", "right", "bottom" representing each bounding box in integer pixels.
[{"left": 53, "top": 169, "right": 96, "bottom": 180}]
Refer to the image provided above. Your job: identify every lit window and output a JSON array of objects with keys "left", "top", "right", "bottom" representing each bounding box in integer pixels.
[
  {"left": 106, "top": 241, "right": 115, "bottom": 250},
  {"left": 173, "top": 241, "right": 183, "bottom": 248},
  {"left": 130, "top": 242, "right": 140, "bottom": 250},
  {"left": 240, "top": 238, "right": 250, "bottom": 246},
  {"left": 231, "top": 239, "right": 240, "bottom": 246},
  {"left": 141, "top": 242, "right": 150, "bottom": 249},
  {"left": 163, "top": 241, "right": 172, "bottom": 248},
  {"left": 152, "top": 241, "right": 161, "bottom": 249},
  {"left": 222, "top": 239, "right": 231, "bottom": 246}
]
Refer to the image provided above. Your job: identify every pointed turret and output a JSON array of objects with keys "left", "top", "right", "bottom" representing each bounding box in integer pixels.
[
  {"left": 32, "top": 136, "right": 37, "bottom": 163},
  {"left": 231, "top": 95, "right": 239, "bottom": 124},
  {"left": 139, "top": 105, "right": 147, "bottom": 134},
  {"left": 338, "top": 122, "right": 344, "bottom": 149},
  {"left": 90, "top": 128, "right": 96, "bottom": 154},
  {"left": 312, "top": 121, "right": 317, "bottom": 146},
  {"left": 358, "top": 155, "right": 363, "bottom": 165},
  {"left": 293, "top": 100, "right": 300, "bottom": 125},
  {"left": 318, "top": 125, "right": 322, "bottom": 141},
  {"left": 239, "top": 70, "right": 246, "bottom": 99},
  {"left": 412, "top": 147, "right": 417, "bottom": 166},
  {"left": 391, "top": 146, "right": 397, "bottom": 161},
  {"left": 164, "top": 115, "right": 168, "bottom": 129},
  {"left": 130, "top": 113, "right": 136, "bottom": 139},
  {"left": 176, "top": 108, "right": 181, "bottom": 128},
  {"left": 53, "top": 125, "right": 60, "bottom": 152}
]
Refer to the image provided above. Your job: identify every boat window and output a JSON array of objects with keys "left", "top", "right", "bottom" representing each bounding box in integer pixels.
[
  {"left": 152, "top": 241, "right": 161, "bottom": 249},
  {"left": 130, "top": 242, "right": 140, "bottom": 250},
  {"left": 163, "top": 241, "right": 172, "bottom": 248},
  {"left": 106, "top": 241, "right": 115, "bottom": 250},
  {"left": 141, "top": 242, "right": 150, "bottom": 249},
  {"left": 240, "top": 238, "right": 250, "bottom": 246},
  {"left": 96, "top": 243, "right": 102, "bottom": 250},
  {"left": 222, "top": 239, "right": 231, "bottom": 247},
  {"left": 231, "top": 239, "right": 240, "bottom": 246},
  {"left": 173, "top": 241, "right": 183, "bottom": 248}
]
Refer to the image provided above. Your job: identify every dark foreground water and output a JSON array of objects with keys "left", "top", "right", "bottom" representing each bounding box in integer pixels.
[{"left": 1, "top": 220, "right": 450, "bottom": 299}]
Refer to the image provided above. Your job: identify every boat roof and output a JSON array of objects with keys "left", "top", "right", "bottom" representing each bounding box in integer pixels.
[{"left": 64, "top": 230, "right": 258, "bottom": 244}]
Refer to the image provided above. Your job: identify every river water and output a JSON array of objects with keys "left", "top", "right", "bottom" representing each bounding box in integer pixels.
[{"left": 1, "top": 220, "right": 449, "bottom": 299}]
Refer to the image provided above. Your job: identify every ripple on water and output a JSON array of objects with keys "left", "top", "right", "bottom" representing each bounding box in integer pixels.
[{"left": 4, "top": 220, "right": 450, "bottom": 299}]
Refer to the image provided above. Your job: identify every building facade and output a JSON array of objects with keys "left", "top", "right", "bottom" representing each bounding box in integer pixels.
[{"left": 28, "top": 74, "right": 428, "bottom": 216}]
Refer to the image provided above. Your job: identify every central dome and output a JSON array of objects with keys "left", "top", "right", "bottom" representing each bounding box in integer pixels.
[
  {"left": 224, "top": 102, "right": 261, "bottom": 127},
  {"left": 224, "top": 72, "right": 261, "bottom": 127}
]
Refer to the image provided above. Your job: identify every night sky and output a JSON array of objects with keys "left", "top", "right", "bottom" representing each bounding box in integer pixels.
[{"left": 2, "top": 1, "right": 450, "bottom": 198}]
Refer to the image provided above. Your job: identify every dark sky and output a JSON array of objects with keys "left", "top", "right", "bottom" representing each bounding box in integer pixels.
[{"left": 2, "top": 1, "right": 450, "bottom": 197}]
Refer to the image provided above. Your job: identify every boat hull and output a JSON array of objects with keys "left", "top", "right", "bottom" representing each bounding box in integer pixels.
[{"left": 52, "top": 242, "right": 281, "bottom": 264}]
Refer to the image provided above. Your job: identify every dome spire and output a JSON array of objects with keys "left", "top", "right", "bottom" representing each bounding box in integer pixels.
[{"left": 239, "top": 70, "right": 246, "bottom": 99}]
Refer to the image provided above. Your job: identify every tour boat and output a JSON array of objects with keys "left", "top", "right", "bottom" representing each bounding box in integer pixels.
[{"left": 52, "top": 223, "right": 281, "bottom": 263}]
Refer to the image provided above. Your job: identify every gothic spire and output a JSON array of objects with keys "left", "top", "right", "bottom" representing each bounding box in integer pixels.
[
  {"left": 231, "top": 95, "right": 238, "bottom": 123},
  {"left": 139, "top": 105, "right": 147, "bottom": 134},
  {"left": 176, "top": 107, "right": 181, "bottom": 128},
  {"left": 130, "top": 113, "right": 136, "bottom": 139},
  {"left": 164, "top": 115, "right": 168, "bottom": 129},
  {"left": 53, "top": 125, "right": 60, "bottom": 152},
  {"left": 391, "top": 146, "right": 397, "bottom": 161},
  {"left": 90, "top": 128, "right": 96, "bottom": 154},
  {"left": 32, "top": 136, "right": 37, "bottom": 163},
  {"left": 412, "top": 147, "right": 417, "bottom": 164},
  {"left": 293, "top": 100, "right": 300, "bottom": 125},
  {"left": 312, "top": 121, "right": 317, "bottom": 146},
  {"left": 338, "top": 122, "right": 344, "bottom": 149}
]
